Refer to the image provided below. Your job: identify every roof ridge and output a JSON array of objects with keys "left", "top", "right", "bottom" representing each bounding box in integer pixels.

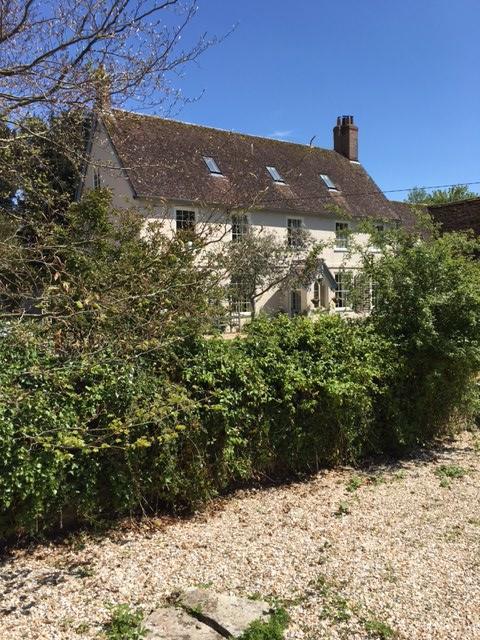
[
  {"left": 109, "top": 108, "right": 341, "bottom": 156},
  {"left": 427, "top": 196, "right": 480, "bottom": 208}
]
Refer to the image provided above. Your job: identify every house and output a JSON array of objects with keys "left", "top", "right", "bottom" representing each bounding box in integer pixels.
[{"left": 81, "top": 110, "right": 407, "bottom": 324}]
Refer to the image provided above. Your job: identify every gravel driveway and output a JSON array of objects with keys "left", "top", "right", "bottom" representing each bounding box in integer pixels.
[{"left": 1, "top": 431, "right": 479, "bottom": 639}]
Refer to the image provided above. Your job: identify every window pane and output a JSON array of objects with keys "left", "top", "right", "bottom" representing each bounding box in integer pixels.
[
  {"left": 287, "top": 218, "right": 303, "bottom": 248},
  {"left": 203, "top": 156, "right": 222, "bottom": 174},
  {"left": 232, "top": 214, "right": 249, "bottom": 241},
  {"left": 335, "top": 272, "right": 350, "bottom": 308},
  {"left": 291, "top": 290, "right": 301, "bottom": 315},
  {"left": 335, "top": 222, "right": 349, "bottom": 248},
  {"left": 320, "top": 174, "right": 336, "bottom": 189},
  {"left": 266, "top": 166, "right": 284, "bottom": 182},
  {"left": 176, "top": 209, "right": 195, "bottom": 232}
]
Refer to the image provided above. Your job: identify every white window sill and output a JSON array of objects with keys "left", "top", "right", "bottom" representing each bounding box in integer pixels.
[{"left": 334, "top": 247, "right": 349, "bottom": 252}]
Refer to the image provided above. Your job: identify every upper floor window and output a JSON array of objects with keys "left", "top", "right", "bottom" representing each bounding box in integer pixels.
[
  {"left": 176, "top": 209, "right": 195, "bottom": 233},
  {"left": 370, "top": 223, "right": 385, "bottom": 252},
  {"left": 231, "top": 214, "right": 249, "bottom": 242},
  {"left": 335, "top": 222, "right": 349, "bottom": 249},
  {"left": 266, "top": 166, "right": 285, "bottom": 183},
  {"left": 287, "top": 218, "right": 303, "bottom": 249},
  {"left": 93, "top": 168, "right": 101, "bottom": 189},
  {"left": 203, "top": 156, "right": 222, "bottom": 175},
  {"left": 320, "top": 174, "right": 337, "bottom": 190}
]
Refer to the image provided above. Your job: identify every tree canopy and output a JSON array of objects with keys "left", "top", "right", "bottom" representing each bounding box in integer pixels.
[{"left": 406, "top": 184, "right": 477, "bottom": 205}]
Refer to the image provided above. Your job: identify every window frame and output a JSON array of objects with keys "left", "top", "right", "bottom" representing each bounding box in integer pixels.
[
  {"left": 266, "top": 166, "right": 285, "bottom": 183},
  {"left": 334, "top": 271, "right": 351, "bottom": 311},
  {"left": 175, "top": 208, "right": 196, "bottom": 234},
  {"left": 231, "top": 213, "right": 250, "bottom": 242},
  {"left": 320, "top": 173, "right": 337, "bottom": 190},
  {"left": 287, "top": 217, "right": 304, "bottom": 249},
  {"left": 202, "top": 156, "right": 223, "bottom": 176},
  {"left": 335, "top": 221, "right": 350, "bottom": 251},
  {"left": 229, "top": 279, "right": 252, "bottom": 315},
  {"left": 290, "top": 289, "right": 302, "bottom": 316}
]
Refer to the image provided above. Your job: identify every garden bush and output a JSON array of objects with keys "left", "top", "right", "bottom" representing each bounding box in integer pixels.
[{"left": 0, "top": 231, "right": 479, "bottom": 539}]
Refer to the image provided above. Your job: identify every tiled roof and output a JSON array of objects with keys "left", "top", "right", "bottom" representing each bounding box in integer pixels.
[
  {"left": 103, "top": 109, "right": 403, "bottom": 221},
  {"left": 428, "top": 198, "right": 480, "bottom": 235},
  {"left": 388, "top": 200, "right": 426, "bottom": 228}
]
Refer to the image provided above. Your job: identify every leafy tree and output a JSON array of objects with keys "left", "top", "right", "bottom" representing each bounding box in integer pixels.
[
  {"left": 364, "top": 229, "right": 480, "bottom": 448},
  {"left": 0, "top": 189, "right": 224, "bottom": 355},
  {"left": 406, "top": 184, "right": 477, "bottom": 205},
  {"left": 224, "top": 226, "right": 322, "bottom": 319}
]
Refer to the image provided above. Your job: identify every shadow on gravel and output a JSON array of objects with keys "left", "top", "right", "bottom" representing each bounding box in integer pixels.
[{"left": 0, "top": 432, "right": 476, "bottom": 560}]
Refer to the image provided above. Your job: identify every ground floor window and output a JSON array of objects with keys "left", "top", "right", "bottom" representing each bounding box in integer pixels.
[
  {"left": 290, "top": 290, "right": 302, "bottom": 315},
  {"left": 229, "top": 280, "right": 252, "bottom": 314},
  {"left": 335, "top": 272, "right": 350, "bottom": 309}
]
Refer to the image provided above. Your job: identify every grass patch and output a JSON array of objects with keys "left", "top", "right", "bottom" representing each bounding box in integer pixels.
[
  {"left": 311, "top": 575, "right": 351, "bottom": 623},
  {"left": 346, "top": 475, "right": 363, "bottom": 492},
  {"left": 363, "top": 617, "right": 397, "bottom": 638},
  {"left": 334, "top": 501, "right": 351, "bottom": 516},
  {"left": 236, "top": 608, "right": 289, "bottom": 640},
  {"left": 434, "top": 464, "right": 467, "bottom": 487},
  {"left": 104, "top": 604, "right": 146, "bottom": 640}
]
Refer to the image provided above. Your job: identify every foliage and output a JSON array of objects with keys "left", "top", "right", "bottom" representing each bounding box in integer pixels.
[
  {"left": 0, "top": 189, "right": 224, "bottom": 353},
  {"left": 236, "top": 608, "right": 289, "bottom": 640},
  {"left": 104, "top": 604, "right": 146, "bottom": 640},
  {"left": 434, "top": 464, "right": 467, "bottom": 488},
  {"left": 406, "top": 184, "right": 477, "bottom": 205},
  {"left": 224, "top": 227, "right": 321, "bottom": 318},
  {"left": 365, "top": 231, "right": 480, "bottom": 450},
  {"left": 0, "top": 112, "right": 86, "bottom": 220},
  {"left": 0, "top": 212, "right": 479, "bottom": 538}
]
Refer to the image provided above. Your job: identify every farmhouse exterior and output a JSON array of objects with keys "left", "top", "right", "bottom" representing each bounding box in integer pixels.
[{"left": 82, "top": 110, "right": 408, "bottom": 322}]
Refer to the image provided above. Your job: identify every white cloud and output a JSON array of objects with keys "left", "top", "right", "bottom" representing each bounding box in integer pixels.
[{"left": 269, "top": 129, "right": 293, "bottom": 139}]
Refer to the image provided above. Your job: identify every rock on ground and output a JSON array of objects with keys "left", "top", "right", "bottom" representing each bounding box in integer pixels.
[
  {"left": 178, "top": 588, "right": 271, "bottom": 637},
  {"left": 144, "top": 606, "right": 223, "bottom": 640}
]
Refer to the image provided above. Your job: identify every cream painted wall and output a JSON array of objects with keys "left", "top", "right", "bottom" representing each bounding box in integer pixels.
[{"left": 83, "top": 120, "right": 384, "bottom": 326}]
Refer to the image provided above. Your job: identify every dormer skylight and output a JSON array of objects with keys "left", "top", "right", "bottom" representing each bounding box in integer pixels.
[
  {"left": 203, "top": 156, "right": 222, "bottom": 175},
  {"left": 320, "top": 174, "right": 337, "bottom": 190},
  {"left": 266, "top": 166, "right": 285, "bottom": 183}
]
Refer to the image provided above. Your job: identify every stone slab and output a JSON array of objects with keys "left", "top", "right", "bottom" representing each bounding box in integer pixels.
[
  {"left": 179, "top": 588, "right": 272, "bottom": 638},
  {"left": 144, "top": 606, "right": 224, "bottom": 640}
]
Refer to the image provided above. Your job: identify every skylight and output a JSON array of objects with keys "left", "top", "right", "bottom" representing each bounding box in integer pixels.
[
  {"left": 203, "top": 156, "right": 222, "bottom": 175},
  {"left": 320, "top": 174, "right": 337, "bottom": 190},
  {"left": 266, "top": 166, "right": 285, "bottom": 183}
]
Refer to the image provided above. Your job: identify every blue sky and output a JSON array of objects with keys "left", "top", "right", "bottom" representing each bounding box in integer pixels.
[{"left": 163, "top": 0, "right": 480, "bottom": 199}]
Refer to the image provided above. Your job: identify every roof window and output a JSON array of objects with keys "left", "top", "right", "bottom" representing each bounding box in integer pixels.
[
  {"left": 203, "top": 156, "right": 222, "bottom": 175},
  {"left": 266, "top": 166, "right": 285, "bottom": 183},
  {"left": 320, "top": 174, "right": 337, "bottom": 190}
]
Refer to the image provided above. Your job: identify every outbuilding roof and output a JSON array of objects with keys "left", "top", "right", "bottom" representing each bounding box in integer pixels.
[{"left": 428, "top": 198, "right": 480, "bottom": 235}]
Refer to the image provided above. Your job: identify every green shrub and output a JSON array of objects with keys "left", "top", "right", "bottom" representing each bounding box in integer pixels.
[
  {"left": 1, "top": 232, "right": 479, "bottom": 538},
  {"left": 368, "top": 232, "right": 480, "bottom": 450}
]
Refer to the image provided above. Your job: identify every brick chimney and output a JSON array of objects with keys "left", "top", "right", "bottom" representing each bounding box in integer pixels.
[{"left": 333, "top": 115, "right": 358, "bottom": 161}]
